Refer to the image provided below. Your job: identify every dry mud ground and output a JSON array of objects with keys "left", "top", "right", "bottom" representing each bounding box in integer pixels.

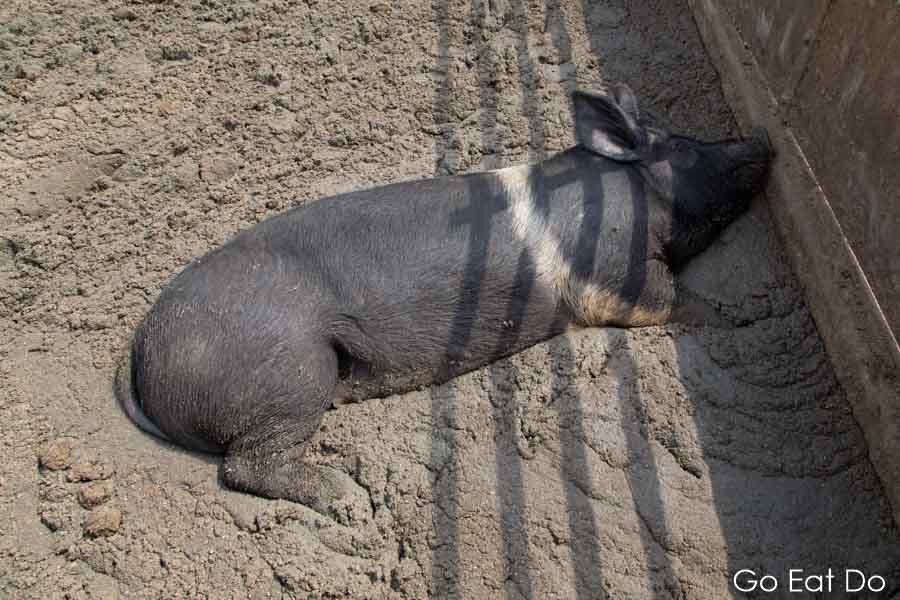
[{"left": 2, "top": 0, "right": 899, "bottom": 599}]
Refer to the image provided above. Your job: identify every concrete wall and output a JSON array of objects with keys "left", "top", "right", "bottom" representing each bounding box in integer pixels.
[
  {"left": 727, "top": 0, "right": 900, "bottom": 335},
  {"left": 688, "top": 0, "right": 900, "bottom": 524}
]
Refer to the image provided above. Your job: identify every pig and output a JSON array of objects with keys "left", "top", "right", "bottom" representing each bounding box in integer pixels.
[{"left": 117, "top": 84, "right": 772, "bottom": 515}]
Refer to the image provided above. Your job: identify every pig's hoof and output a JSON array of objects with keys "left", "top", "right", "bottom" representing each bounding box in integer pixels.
[
  {"left": 314, "top": 466, "right": 372, "bottom": 527},
  {"left": 671, "top": 285, "right": 733, "bottom": 328},
  {"left": 222, "top": 456, "right": 371, "bottom": 524}
]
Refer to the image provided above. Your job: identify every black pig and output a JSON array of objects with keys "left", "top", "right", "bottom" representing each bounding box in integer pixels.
[{"left": 118, "top": 84, "right": 772, "bottom": 514}]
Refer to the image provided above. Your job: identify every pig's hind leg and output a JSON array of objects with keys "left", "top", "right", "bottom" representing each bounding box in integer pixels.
[{"left": 220, "top": 341, "right": 370, "bottom": 522}]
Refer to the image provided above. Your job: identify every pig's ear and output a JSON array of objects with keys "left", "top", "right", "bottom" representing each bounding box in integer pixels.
[
  {"left": 613, "top": 83, "right": 640, "bottom": 122},
  {"left": 572, "top": 89, "right": 644, "bottom": 162}
]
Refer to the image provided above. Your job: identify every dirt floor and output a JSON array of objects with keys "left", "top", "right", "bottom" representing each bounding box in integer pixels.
[{"left": 2, "top": 0, "right": 899, "bottom": 598}]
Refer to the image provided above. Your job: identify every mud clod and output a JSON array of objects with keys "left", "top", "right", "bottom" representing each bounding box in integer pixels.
[
  {"left": 78, "top": 481, "right": 114, "bottom": 509},
  {"left": 38, "top": 439, "right": 79, "bottom": 471},
  {"left": 198, "top": 156, "right": 240, "bottom": 184},
  {"left": 66, "top": 460, "right": 114, "bottom": 483},
  {"left": 112, "top": 7, "right": 137, "bottom": 22},
  {"left": 160, "top": 46, "right": 192, "bottom": 61},
  {"left": 40, "top": 510, "right": 66, "bottom": 532},
  {"left": 83, "top": 506, "right": 122, "bottom": 538}
]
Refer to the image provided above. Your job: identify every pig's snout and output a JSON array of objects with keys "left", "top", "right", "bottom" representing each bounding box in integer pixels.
[
  {"left": 721, "top": 128, "right": 773, "bottom": 165},
  {"left": 719, "top": 129, "right": 773, "bottom": 196},
  {"left": 749, "top": 126, "right": 774, "bottom": 158}
]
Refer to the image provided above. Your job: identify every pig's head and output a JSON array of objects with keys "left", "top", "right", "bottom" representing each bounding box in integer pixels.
[{"left": 573, "top": 84, "right": 773, "bottom": 267}]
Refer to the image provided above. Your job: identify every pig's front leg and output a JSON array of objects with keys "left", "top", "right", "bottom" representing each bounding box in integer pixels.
[
  {"left": 616, "top": 259, "right": 731, "bottom": 328},
  {"left": 577, "top": 259, "right": 677, "bottom": 328},
  {"left": 670, "top": 281, "right": 734, "bottom": 328}
]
